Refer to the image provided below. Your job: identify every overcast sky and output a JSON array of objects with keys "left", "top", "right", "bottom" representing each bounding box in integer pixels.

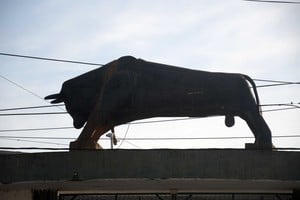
[{"left": 0, "top": 0, "right": 299, "bottom": 151}]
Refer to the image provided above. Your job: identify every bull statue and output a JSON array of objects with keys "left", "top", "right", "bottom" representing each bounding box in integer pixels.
[{"left": 45, "top": 56, "right": 272, "bottom": 150}]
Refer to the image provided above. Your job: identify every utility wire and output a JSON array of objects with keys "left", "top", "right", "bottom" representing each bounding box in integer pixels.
[
  {"left": 254, "top": 79, "right": 300, "bottom": 88},
  {"left": 0, "top": 147, "right": 70, "bottom": 150},
  {"left": 0, "top": 147, "right": 299, "bottom": 151},
  {"left": 0, "top": 104, "right": 65, "bottom": 112},
  {"left": 121, "top": 140, "right": 141, "bottom": 148},
  {"left": 1, "top": 51, "right": 299, "bottom": 100},
  {"left": 1, "top": 106, "right": 299, "bottom": 116},
  {"left": 0, "top": 104, "right": 299, "bottom": 132},
  {"left": 257, "top": 82, "right": 300, "bottom": 88},
  {"left": 1, "top": 52, "right": 299, "bottom": 86},
  {"left": 0, "top": 52, "right": 104, "bottom": 66},
  {"left": 3, "top": 138, "right": 68, "bottom": 146},
  {"left": 0, "top": 135, "right": 299, "bottom": 140},
  {"left": 261, "top": 102, "right": 300, "bottom": 108},
  {"left": 1, "top": 102, "right": 299, "bottom": 112},
  {"left": 0, "top": 74, "right": 65, "bottom": 111},
  {"left": 0, "top": 112, "right": 67, "bottom": 116},
  {"left": 263, "top": 107, "right": 300, "bottom": 112},
  {"left": 0, "top": 74, "right": 45, "bottom": 101},
  {"left": 244, "top": 0, "right": 300, "bottom": 4},
  {"left": 0, "top": 127, "right": 73, "bottom": 132},
  {"left": 117, "top": 124, "right": 131, "bottom": 148},
  {"left": 254, "top": 78, "right": 300, "bottom": 84}
]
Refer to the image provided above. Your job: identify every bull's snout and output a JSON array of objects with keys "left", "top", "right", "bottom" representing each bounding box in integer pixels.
[{"left": 73, "top": 118, "right": 85, "bottom": 129}]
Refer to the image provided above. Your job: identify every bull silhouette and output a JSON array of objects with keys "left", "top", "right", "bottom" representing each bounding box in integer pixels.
[{"left": 45, "top": 56, "right": 272, "bottom": 150}]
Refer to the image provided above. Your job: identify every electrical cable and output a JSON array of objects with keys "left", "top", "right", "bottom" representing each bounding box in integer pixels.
[
  {"left": 1, "top": 102, "right": 299, "bottom": 113},
  {"left": 260, "top": 102, "right": 300, "bottom": 107},
  {"left": 0, "top": 52, "right": 104, "bottom": 66},
  {"left": 0, "top": 102, "right": 299, "bottom": 133},
  {"left": 0, "top": 147, "right": 299, "bottom": 151},
  {"left": 3, "top": 138, "right": 68, "bottom": 146},
  {"left": 254, "top": 79, "right": 293, "bottom": 83},
  {"left": 0, "top": 147, "right": 70, "bottom": 150},
  {"left": 0, "top": 106, "right": 299, "bottom": 116},
  {"left": 262, "top": 107, "right": 300, "bottom": 112},
  {"left": 117, "top": 124, "right": 131, "bottom": 148},
  {"left": 0, "top": 74, "right": 46, "bottom": 101},
  {"left": 244, "top": 0, "right": 300, "bottom": 4},
  {"left": 254, "top": 79, "right": 300, "bottom": 88},
  {"left": 121, "top": 140, "right": 141, "bottom": 148},
  {"left": 0, "top": 104, "right": 65, "bottom": 112},
  {"left": 257, "top": 82, "right": 300, "bottom": 88},
  {"left": 0, "top": 127, "right": 73, "bottom": 133},
  {"left": 0, "top": 74, "right": 65, "bottom": 111},
  {"left": 0, "top": 52, "right": 299, "bottom": 86},
  {"left": 0, "top": 112, "right": 67, "bottom": 116},
  {"left": 0, "top": 134, "right": 299, "bottom": 141}
]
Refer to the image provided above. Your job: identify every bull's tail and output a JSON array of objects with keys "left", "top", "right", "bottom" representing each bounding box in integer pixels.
[{"left": 242, "top": 75, "right": 261, "bottom": 114}]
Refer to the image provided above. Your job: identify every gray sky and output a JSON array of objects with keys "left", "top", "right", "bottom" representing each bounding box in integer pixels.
[{"left": 0, "top": 0, "right": 299, "bottom": 151}]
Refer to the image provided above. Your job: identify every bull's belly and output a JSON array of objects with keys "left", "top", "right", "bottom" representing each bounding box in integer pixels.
[
  {"left": 107, "top": 62, "right": 254, "bottom": 125},
  {"left": 131, "top": 90, "right": 239, "bottom": 119}
]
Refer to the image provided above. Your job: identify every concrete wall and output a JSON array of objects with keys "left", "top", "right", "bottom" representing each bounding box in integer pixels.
[
  {"left": 1, "top": 149, "right": 300, "bottom": 194},
  {"left": 0, "top": 190, "right": 32, "bottom": 200}
]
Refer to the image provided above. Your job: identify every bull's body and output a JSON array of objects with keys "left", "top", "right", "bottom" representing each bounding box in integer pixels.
[{"left": 45, "top": 56, "right": 272, "bottom": 149}]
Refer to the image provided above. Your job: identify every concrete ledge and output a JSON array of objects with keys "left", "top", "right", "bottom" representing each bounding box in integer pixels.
[{"left": 1, "top": 149, "right": 300, "bottom": 193}]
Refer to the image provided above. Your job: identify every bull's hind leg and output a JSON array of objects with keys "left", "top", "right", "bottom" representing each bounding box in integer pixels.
[{"left": 241, "top": 111, "right": 272, "bottom": 150}]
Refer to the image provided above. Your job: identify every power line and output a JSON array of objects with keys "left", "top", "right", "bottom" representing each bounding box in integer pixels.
[
  {"left": 0, "top": 104, "right": 65, "bottom": 112},
  {"left": 0, "top": 74, "right": 65, "bottom": 111},
  {"left": 0, "top": 112, "right": 67, "bottom": 116},
  {"left": 0, "top": 147, "right": 299, "bottom": 151},
  {"left": 0, "top": 127, "right": 73, "bottom": 133},
  {"left": 0, "top": 136, "right": 74, "bottom": 140},
  {"left": 257, "top": 82, "right": 300, "bottom": 88},
  {"left": 0, "top": 74, "right": 45, "bottom": 101},
  {"left": 253, "top": 79, "right": 299, "bottom": 83},
  {"left": 0, "top": 51, "right": 300, "bottom": 89},
  {"left": 0, "top": 134, "right": 299, "bottom": 140},
  {"left": 0, "top": 52, "right": 104, "bottom": 66},
  {"left": 0, "top": 147, "right": 70, "bottom": 151},
  {"left": 244, "top": 0, "right": 300, "bottom": 4},
  {"left": 3, "top": 138, "right": 68, "bottom": 146},
  {"left": 0, "top": 104, "right": 299, "bottom": 132},
  {"left": 1, "top": 102, "right": 299, "bottom": 113},
  {"left": 117, "top": 124, "right": 131, "bottom": 148},
  {"left": 262, "top": 107, "right": 300, "bottom": 112},
  {"left": 254, "top": 79, "right": 300, "bottom": 88},
  {"left": 1, "top": 52, "right": 299, "bottom": 86},
  {"left": 261, "top": 102, "right": 300, "bottom": 108},
  {"left": 1, "top": 106, "right": 299, "bottom": 116}
]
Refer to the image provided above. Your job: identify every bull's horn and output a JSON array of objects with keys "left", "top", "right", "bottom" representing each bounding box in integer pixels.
[{"left": 44, "top": 93, "right": 63, "bottom": 104}]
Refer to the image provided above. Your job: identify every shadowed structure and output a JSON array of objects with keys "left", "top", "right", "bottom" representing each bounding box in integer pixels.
[{"left": 45, "top": 56, "right": 272, "bottom": 150}]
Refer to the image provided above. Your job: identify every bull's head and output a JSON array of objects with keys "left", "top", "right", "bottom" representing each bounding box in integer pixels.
[{"left": 45, "top": 88, "right": 94, "bottom": 129}]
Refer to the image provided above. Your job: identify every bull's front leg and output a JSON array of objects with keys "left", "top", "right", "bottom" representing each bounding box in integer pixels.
[
  {"left": 69, "top": 120, "right": 99, "bottom": 150},
  {"left": 69, "top": 106, "right": 112, "bottom": 150}
]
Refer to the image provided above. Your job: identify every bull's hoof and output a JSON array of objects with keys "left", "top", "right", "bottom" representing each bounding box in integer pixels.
[
  {"left": 69, "top": 140, "right": 102, "bottom": 150},
  {"left": 245, "top": 142, "right": 273, "bottom": 150}
]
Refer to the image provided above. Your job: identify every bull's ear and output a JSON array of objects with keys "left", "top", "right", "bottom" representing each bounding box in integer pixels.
[{"left": 44, "top": 93, "right": 63, "bottom": 104}]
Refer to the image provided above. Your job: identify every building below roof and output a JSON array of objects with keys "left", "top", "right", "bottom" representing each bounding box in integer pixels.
[{"left": 1, "top": 149, "right": 300, "bottom": 199}]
